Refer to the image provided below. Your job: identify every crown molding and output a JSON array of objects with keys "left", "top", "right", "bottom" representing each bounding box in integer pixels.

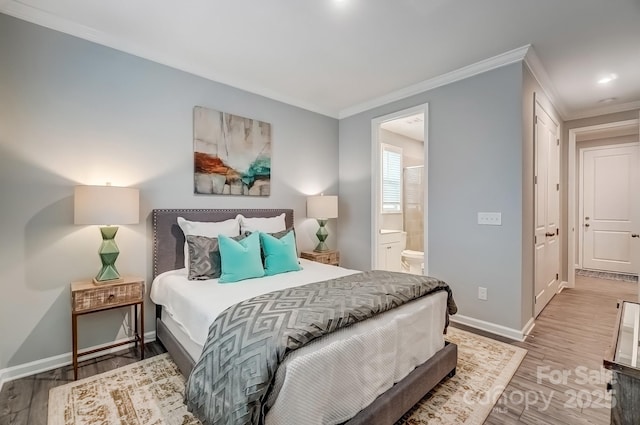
[
  {"left": 564, "top": 100, "right": 640, "bottom": 121},
  {"left": 523, "top": 47, "right": 569, "bottom": 120},
  {"left": 524, "top": 47, "right": 640, "bottom": 121},
  {"left": 0, "top": 0, "right": 339, "bottom": 118},
  {"left": 338, "top": 45, "right": 531, "bottom": 119},
  {"left": 5, "top": 2, "right": 637, "bottom": 123}
]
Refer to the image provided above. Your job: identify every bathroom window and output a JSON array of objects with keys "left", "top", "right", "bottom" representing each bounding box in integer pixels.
[{"left": 381, "top": 143, "right": 403, "bottom": 213}]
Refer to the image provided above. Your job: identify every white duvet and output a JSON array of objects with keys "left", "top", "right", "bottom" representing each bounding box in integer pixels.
[{"left": 150, "top": 259, "right": 447, "bottom": 425}]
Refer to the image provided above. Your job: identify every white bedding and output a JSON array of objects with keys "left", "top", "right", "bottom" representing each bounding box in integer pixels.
[
  {"left": 150, "top": 259, "right": 447, "bottom": 425},
  {"left": 150, "top": 259, "right": 359, "bottom": 347}
]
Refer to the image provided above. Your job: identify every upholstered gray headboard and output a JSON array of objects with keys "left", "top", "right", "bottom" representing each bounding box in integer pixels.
[{"left": 152, "top": 208, "right": 294, "bottom": 278}]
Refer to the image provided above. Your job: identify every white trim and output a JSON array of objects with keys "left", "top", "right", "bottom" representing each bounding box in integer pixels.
[
  {"left": 371, "top": 104, "right": 429, "bottom": 272},
  {"left": 566, "top": 100, "right": 640, "bottom": 122},
  {"left": 568, "top": 129, "right": 577, "bottom": 289},
  {"left": 524, "top": 48, "right": 569, "bottom": 120},
  {"left": 568, "top": 119, "right": 640, "bottom": 288},
  {"left": 451, "top": 315, "right": 534, "bottom": 342},
  {"left": 0, "top": 331, "right": 156, "bottom": 390},
  {"left": 558, "top": 280, "right": 570, "bottom": 292},
  {"left": 2, "top": 2, "right": 638, "bottom": 121},
  {"left": 341, "top": 45, "right": 530, "bottom": 119},
  {"left": 578, "top": 146, "right": 585, "bottom": 271}
]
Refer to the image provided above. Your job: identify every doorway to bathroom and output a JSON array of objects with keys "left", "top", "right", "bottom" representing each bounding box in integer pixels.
[{"left": 371, "top": 104, "right": 428, "bottom": 274}]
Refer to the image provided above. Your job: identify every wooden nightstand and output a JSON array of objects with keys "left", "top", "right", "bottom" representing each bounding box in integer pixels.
[
  {"left": 300, "top": 250, "right": 340, "bottom": 266},
  {"left": 70, "top": 276, "right": 145, "bottom": 380}
]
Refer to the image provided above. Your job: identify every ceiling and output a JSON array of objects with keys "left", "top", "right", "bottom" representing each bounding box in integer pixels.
[{"left": 3, "top": 0, "right": 640, "bottom": 120}]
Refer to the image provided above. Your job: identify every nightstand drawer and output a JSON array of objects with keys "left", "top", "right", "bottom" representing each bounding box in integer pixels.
[
  {"left": 72, "top": 281, "right": 143, "bottom": 313},
  {"left": 300, "top": 250, "right": 340, "bottom": 266}
]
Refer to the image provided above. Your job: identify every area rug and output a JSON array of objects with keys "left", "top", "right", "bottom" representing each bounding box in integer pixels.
[{"left": 48, "top": 327, "right": 526, "bottom": 425}]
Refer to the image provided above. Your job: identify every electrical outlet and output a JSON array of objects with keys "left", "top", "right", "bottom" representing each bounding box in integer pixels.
[
  {"left": 478, "top": 212, "right": 502, "bottom": 225},
  {"left": 478, "top": 287, "right": 488, "bottom": 301}
]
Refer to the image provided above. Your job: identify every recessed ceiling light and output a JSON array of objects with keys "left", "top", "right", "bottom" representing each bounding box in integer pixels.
[{"left": 598, "top": 74, "right": 618, "bottom": 84}]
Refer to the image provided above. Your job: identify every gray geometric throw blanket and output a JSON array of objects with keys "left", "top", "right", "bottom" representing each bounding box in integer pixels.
[{"left": 185, "top": 270, "right": 457, "bottom": 425}]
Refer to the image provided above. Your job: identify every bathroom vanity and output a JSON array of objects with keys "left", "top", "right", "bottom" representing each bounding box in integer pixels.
[{"left": 377, "top": 229, "right": 404, "bottom": 272}]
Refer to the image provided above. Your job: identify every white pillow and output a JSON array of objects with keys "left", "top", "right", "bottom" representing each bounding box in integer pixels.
[
  {"left": 236, "top": 213, "right": 286, "bottom": 234},
  {"left": 177, "top": 217, "right": 241, "bottom": 268}
]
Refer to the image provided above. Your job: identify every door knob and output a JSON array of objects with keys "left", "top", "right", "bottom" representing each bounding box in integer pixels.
[
  {"left": 632, "top": 234, "right": 640, "bottom": 238},
  {"left": 545, "top": 232, "right": 555, "bottom": 237},
  {"left": 585, "top": 223, "right": 590, "bottom": 228}
]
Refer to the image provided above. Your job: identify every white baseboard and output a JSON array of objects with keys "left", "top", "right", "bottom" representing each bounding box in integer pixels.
[
  {"left": 559, "top": 280, "right": 569, "bottom": 292},
  {"left": 521, "top": 317, "right": 536, "bottom": 338},
  {"left": 451, "top": 314, "right": 534, "bottom": 342},
  {"left": 0, "top": 331, "right": 156, "bottom": 391}
]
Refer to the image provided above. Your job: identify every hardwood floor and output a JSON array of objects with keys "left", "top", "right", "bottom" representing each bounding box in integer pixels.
[
  {"left": 0, "top": 343, "right": 166, "bottom": 425},
  {"left": 481, "top": 275, "right": 636, "bottom": 425},
  {"left": 0, "top": 274, "right": 635, "bottom": 425}
]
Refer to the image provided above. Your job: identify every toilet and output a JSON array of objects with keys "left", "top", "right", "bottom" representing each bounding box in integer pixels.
[{"left": 400, "top": 232, "right": 424, "bottom": 275}]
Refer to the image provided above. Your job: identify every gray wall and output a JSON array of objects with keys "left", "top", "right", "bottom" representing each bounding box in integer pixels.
[
  {"left": 0, "top": 14, "right": 338, "bottom": 370},
  {"left": 338, "top": 63, "right": 527, "bottom": 331}
]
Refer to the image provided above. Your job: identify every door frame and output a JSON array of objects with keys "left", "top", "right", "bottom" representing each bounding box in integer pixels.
[
  {"left": 567, "top": 118, "right": 639, "bottom": 288},
  {"left": 533, "top": 99, "right": 561, "bottom": 317},
  {"left": 371, "top": 103, "right": 429, "bottom": 272}
]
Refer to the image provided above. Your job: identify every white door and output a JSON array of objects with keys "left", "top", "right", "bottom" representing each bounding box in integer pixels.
[
  {"left": 534, "top": 103, "right": 560, "bottom": 317},
  {"left": 581, "top": 144, "right": 640, "bottom": 273}
]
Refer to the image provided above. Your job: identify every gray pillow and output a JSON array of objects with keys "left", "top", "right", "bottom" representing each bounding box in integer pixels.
[{"left": 186, "top": 234, "right": 246, "bottom": 280}]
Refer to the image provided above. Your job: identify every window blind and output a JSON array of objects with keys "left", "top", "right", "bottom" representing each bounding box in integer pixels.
[{"left": 382, "top": 145, "right": 402, "bottom": 212}]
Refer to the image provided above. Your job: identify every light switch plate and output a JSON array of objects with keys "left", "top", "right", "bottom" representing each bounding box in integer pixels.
[{"left": 478, "top": 212, "right": 502, "bottom": 225}]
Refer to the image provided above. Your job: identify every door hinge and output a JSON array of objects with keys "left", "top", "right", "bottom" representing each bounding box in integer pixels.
[
  {"left": 556, "top": 228, "right": 559, "bottom": 236},
  {"left": 534, "top": 175, "right": 537, "bottom": 184},
  {"left": 557, "top": 138, "right": 560, "bottom": 146},
  {"left": 556, "top": 183, "right": 559, "bottom": 191},
  {"left": 556, "top": 273, "right": 559, "bottom": 280},
  {"left": 535, "top": 116, "right": 538, "bottom": 124}
]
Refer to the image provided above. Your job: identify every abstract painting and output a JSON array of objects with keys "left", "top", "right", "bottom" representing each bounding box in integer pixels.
[{"left": 193, "top": 106, "right": 271, "bottom": 196}]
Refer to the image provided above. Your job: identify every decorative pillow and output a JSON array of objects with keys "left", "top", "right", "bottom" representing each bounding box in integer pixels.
[
  {"left": 218, "top": 232, "right": 265, "bottom": 283},
  {"left": 177, "top": 217, "right": 240, "bottom": 268},
  {"left": 267, "top": 227, "right": 294, "bottom": 240},
  {"left": 236, "top": 213, "right": 286, "bottom": 234},
  {"left": 260, "top": 230, "right": 302, "bottom": 276},
  {"left": 247, "top": 227, "right": 297, "bottom": 262},
  {"left": 186, "top": 234, "right": 246, "bottom": 280}
]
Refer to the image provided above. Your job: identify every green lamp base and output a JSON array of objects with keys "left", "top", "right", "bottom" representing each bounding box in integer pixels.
[
  {"left": 93, "top": 226, "right": 123, "bottom": 285},
  {"left": 314, "top": 219, "right": 330, "bottom": 252}
]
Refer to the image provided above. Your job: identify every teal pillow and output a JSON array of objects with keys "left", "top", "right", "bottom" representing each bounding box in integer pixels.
[
  {"left": 218, "top": 232, "right": 265, "bottom": 283},
  {"left": 260, "top": 230, "right": 302, "bottom": 276}
]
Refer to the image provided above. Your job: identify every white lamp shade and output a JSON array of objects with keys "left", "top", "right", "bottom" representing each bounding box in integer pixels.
[
  {"left": 74, "top": 185, "right": 140, "bottom": 225},
  {"left": 307, "top": 195, "right": 338, "bottom": 219}
]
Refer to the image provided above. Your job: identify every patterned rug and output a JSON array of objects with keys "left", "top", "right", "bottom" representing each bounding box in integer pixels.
[{"left": 48, "top": 327, "right": 526, "bottom": 425}]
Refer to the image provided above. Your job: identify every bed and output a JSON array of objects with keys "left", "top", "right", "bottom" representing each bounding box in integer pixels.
[{"left": 151, "top": 208, "right": 457, "bottom": 425}]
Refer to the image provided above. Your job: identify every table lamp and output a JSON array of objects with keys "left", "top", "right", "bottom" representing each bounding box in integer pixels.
[
  {"left": 74, "top": 184, "right": 139, "bottom": 285},
  {"left": 307, "top": 194, "right": 338, "bottom": 252}
]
